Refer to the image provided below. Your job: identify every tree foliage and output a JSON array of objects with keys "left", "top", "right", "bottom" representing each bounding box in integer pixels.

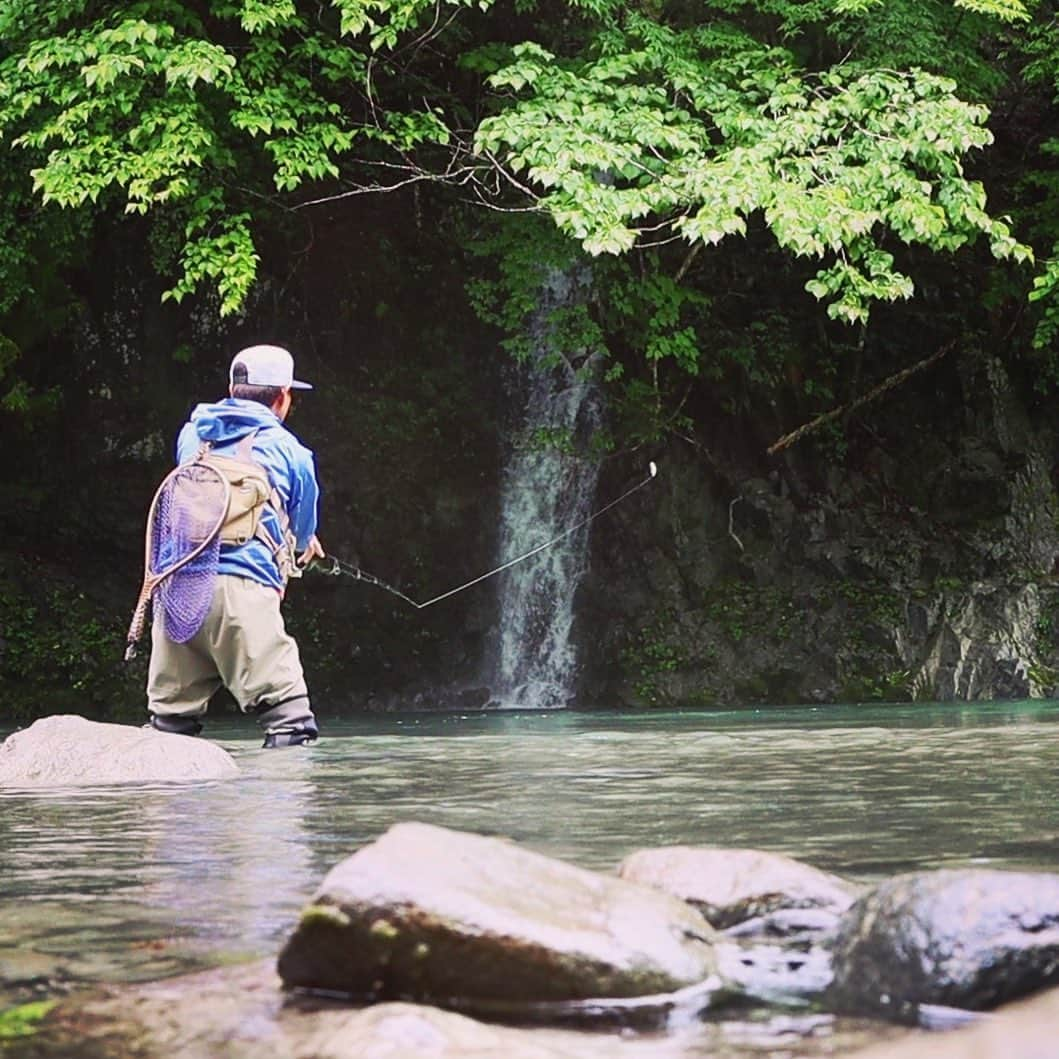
[
  {"left": 477, "top": 16, "right": 1031, "bottom": 325},
  {"left": 0, "top": 0, "right": 1058, "bottom": 394},
  {"left": 0, "top": 0, "right": 455, "bottom": 313}
]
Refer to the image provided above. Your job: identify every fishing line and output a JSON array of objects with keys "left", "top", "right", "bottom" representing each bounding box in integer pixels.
[{"left": 312, "top": 462, "right": 658, "bottom": 610}]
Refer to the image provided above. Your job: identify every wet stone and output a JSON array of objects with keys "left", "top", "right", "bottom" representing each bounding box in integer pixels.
[
  {"left": 278, "top": 821, "right": 721, "bottom": 1004},
  {"left": 0, "top": 715, "right": 239, "bottom": 787},
  {"left": 829, "top": 868, "right": 1059, "bottom": 1017},
  {"left": 618, "top": 846, "right": 859, "bottom": 930}
]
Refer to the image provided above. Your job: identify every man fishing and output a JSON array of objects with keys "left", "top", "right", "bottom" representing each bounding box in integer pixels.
[{"left": 144, "top": 344, "right": 324, "bottom": 747}]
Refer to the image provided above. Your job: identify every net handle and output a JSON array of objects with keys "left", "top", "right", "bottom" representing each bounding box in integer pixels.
[{"left": 124, "top": 464, "right": 231, "bottom": 662}]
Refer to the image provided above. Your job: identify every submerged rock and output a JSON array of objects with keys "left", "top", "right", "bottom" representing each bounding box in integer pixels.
[
  {"left": 829, "top": 868, "right": 1059, "bottom": 1018},
  {"left": 310, "top": 1000, "right": 631, "bottom": 1058},
  {"left": 0, "top": 715, "right": 238, "bottom": 787},
  {"left": 617, "top": 846, "right": 858, "bottom": 931},
  {"left": 277, "top": 821, "right": 719, "bottom": 1005}
]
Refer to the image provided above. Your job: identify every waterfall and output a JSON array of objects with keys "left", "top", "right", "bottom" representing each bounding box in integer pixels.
[{"left": 493, "top": 269, "right": 603, "bottom": 709}]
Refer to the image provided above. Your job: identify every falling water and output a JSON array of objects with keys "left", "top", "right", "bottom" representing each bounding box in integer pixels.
[{"left": 493, "top": 269, "right": 603, "bottom": 709}]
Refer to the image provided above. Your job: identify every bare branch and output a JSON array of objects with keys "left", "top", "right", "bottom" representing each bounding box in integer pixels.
[
  {"left": 766, "top": 341, "right": 954, "bottom": 456},
  {"left": 292, "top": 161, "right": 478, "bottom": 208},
  {"left": 461, "top": 192, "right": 543, "bottom": 214},
  {"left": 292, "top": 175, "right": 441, "bottom": 206},
  {"left": 478, "top": 147, "right": 544, "bottom": 202},
  {"left": 674, "top": 242, "right": 702, "bottom": 283},
  {"left": 728, "top": 497, "right": 744, "bottom": 553},
  {"left": 635, "top": 232, "right": 686, "bottom": 249}
]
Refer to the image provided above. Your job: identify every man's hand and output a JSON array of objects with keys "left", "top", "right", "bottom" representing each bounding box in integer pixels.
[{"left": 298, "top": 535, "right": 325, "bottom": 568}]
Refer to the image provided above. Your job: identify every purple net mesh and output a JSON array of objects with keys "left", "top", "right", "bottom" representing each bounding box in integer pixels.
[{"left": 150, "top": 464, "right": 226, "bottom": 643}]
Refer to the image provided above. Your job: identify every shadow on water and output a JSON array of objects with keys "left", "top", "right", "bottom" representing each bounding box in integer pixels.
[{"left": 2, "top": 699, "right": 1059, "bottom": 1009}]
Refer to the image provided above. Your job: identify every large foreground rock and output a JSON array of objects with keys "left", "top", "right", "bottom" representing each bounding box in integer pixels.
[
  {"left": 618, "top": 846, "right": 858, "bottom": 931},
  {"left": 278, "top": 822, "right": 719, "bottom": 1004},
  {"left": 0, "top": 715, "right": 238, "bottom": 787},
  {"left": 829, "top": 869, "right": 1059, "bottom": 1017}
]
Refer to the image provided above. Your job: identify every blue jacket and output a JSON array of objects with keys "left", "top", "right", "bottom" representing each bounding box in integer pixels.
[{"left": 175, "top": 399, "right": 319, "bottom": 591}]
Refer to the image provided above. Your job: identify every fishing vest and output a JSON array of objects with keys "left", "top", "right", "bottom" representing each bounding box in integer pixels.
[{"left": 195, "top": 431, "right": 301, "bottom": 583}]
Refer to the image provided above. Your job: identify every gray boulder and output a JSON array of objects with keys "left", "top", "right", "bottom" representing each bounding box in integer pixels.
[
  {"left": 278, "top": 821, "right": 719, "bottom": 1005},
  {"left": 829, "top": 869, "right": 1059, "bottom": 1017},
  {"left": 0, "top": 715, "right": 238, "bottom": 787},
  {"left": 618, "top": 846, "right": 858, "bottom": 931}
]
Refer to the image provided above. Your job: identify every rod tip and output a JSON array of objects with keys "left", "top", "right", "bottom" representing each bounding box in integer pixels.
[{"left": 649, "top": 461, "right": 658, "bottom": 478}]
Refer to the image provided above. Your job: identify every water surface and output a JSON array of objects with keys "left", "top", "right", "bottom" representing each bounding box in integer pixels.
[{"left": 2, "top": 700, "right": 1058, "bottom": 999}]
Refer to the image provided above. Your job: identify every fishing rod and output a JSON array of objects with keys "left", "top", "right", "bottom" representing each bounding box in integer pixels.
[{"left": 311, "top": 462, "right": 658, "bottom": 610}]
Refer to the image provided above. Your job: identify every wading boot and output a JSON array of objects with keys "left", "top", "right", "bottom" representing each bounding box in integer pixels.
[
  {"left": 146, "top": 713, "right": 204, "bottom": 737},
  {"left": 262, "top": 721, "right": 319, "bottom": 748},
  {"left": 256, "top": 695, "right": 319, "bottom": 748}
]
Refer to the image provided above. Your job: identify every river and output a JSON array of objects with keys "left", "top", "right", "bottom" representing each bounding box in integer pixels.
[{"left": 2, "top": 700, "right": 1058, "bottom": 1046}]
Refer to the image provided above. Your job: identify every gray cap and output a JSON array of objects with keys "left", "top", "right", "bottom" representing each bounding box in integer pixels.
[{"left": 230, "top": 345, "right": 312, "bottom": 390}]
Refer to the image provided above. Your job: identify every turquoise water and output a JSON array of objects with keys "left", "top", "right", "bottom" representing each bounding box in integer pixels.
[{"left": 2, "top": 700, "right": 1058, "bottom": 1002}]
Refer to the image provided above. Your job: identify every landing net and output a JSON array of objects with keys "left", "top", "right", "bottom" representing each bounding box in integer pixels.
[{"left": 149, "top": 463, "right": 226, "bottom": 643}]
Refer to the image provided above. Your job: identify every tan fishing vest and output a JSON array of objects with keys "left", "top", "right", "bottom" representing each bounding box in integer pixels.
[{"left": 195, "top": 432, "right": 300, "bottom": 581}]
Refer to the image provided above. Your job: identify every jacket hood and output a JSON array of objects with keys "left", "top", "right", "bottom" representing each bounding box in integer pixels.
[{"left": 189, "top": 398, "right": 281, "bottom": 445}]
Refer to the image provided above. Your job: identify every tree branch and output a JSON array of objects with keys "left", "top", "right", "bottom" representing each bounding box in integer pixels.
[{"left": 766, "top": 341, "right": 955, "bottom": 456}]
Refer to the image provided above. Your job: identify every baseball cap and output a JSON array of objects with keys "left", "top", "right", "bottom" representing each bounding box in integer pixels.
[{"left": 230, "top": 344, "right": 313, "bottom": 390}]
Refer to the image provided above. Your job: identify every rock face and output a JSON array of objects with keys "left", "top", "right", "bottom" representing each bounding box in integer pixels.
[
  {"left": 617, "top": 847, "right": 858, "bottom": 931},
  {"left": 829, "top": 869, "right": 1059, "bottom": 1017},
  {"left": 278, "top": 821, "right": 719, "bottom": 1004},
  {"left": 898, "top": 582, "right": 1049, "bottom": 701},
  {"left": 579, "top": 347, "right": 1059, "bottom": 709},
  {"left": 0, "top": 715, "right": 239, "bottom": 787}
]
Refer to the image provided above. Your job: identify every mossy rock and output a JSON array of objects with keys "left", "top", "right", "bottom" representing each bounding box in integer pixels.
[{"left": 0, "top": 1000, "right": 57, "bottom": 1042}]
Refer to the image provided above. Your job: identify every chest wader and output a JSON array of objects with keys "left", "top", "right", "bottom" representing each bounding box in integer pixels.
[{"left": 144, "top": 433, "right": 318, "bottom": 747}]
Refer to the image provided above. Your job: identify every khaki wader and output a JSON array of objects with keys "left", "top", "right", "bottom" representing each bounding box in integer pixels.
[{"left": 147, "top": 575, "right": 307, "bottom": 719}]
